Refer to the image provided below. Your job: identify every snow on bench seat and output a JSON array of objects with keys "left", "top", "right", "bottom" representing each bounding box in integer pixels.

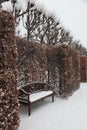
[
  {"left": 30, "top": 90, "right": 53, "bottom": 102},
  {"left": 20, "top": 90, "right": 53, "bottom": 103}
]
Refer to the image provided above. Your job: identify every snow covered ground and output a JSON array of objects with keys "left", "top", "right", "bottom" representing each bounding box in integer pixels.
[{"left": 19, "top": 83, "right": 87, "bottom": 130}]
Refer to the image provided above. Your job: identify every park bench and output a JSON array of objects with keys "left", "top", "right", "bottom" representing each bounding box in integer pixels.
[{"left": 19, "top": 82, "right": 54, "bottom": 116}]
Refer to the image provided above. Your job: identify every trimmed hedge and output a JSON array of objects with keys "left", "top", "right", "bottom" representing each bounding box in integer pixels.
[
  {"left": 80, "top": 56, "right": 87, "bottom": 82},
  {"left": 47, "top": 44, "right": 80, "bottom": 97},
  {"left": 16, "top": 37, "right": 47, "bottom": 85},
  {"left": 0, "top": 11, "right": 19, "bottom": 130},
  {"left": 17, "top": 38, "right": 80, "bottom": 98}
]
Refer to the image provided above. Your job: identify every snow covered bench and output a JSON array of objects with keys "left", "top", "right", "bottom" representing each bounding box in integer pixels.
[{"left": 19, "top": 82, "right": 54, "bottom": 116}]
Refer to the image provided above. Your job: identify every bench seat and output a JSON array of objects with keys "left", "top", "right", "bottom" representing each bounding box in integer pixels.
[{"left": 20, "top": 90, "right": 53, "bottom": 103}]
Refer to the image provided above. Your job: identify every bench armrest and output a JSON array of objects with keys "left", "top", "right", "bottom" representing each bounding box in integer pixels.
[{"left": 19, "top": 88, "right": 30, "bottom": 95}]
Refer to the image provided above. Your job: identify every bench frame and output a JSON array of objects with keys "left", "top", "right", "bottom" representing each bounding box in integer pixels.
[{"left": 19, "top": 82, "right": 54, "bottom": 116}]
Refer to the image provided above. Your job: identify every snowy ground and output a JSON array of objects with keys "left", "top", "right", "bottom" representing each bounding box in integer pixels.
[{"left": 19, "top": 83, "right": 87, "bottom": 130}]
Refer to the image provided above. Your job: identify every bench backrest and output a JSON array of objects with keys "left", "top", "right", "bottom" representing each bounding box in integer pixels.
[{"left": 21, "top": 82, "right": 53, "bottom": 94}]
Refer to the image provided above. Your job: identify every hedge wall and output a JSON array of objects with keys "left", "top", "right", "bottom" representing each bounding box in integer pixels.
[
  {"left": 80, "top": 56, "right": 87, "bottom": 82},
  {"left": 16, "top": 37, "right": 47, "bottom": 86},
  {"left": 0, "top": 11, "right": 19, "bottom": 130},
  {"left": 17, "top": 38, "right": 80, "bottom": 98},
  {"left": 47, "top": 45, "right": 80, "bottom": 97}
]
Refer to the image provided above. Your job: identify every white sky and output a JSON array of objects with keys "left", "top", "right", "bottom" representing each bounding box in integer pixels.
[
  {"left": 34, "top": 0, "right": 87, "bottom": 48},
  {"left": 35, "top": 0, "right": 87, "bottom": 48},
  {"left": 2, "top": 0, "right": 87, "bottom": 48}
]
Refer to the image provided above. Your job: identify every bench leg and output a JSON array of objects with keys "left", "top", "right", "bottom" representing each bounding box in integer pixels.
[
  {"left": 29, "top": 102, "right": 31, "bottom": 116},
  {"left": 52, "top": 93, "right": 54, "bottom": 102}
]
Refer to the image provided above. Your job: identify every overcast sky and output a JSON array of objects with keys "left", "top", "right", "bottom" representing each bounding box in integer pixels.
[
  {"left": 2, "top": 0, "right": 87, "bottom": 48},
  {"left": 35, "top": 0, "right": 87, "bottom": 48}
]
